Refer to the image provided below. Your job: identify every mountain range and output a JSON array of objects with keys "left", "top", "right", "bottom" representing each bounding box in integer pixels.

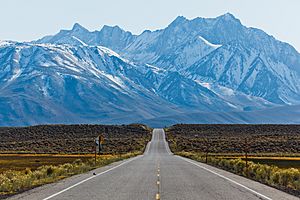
[{"left": 1, "top": 13, "right": 300, "bottom": 127}]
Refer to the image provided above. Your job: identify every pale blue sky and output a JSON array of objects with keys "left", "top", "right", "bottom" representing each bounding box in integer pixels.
[{"left": 1, "top": 0, "right": 300, "bottom": 51}]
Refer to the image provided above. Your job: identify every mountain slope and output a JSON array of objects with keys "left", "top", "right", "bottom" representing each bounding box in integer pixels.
[
  {"left": 37, "top": 24, "right": 136, "bottom": 53},
  {"left": 186, "top": 42, "right": 300, "bottom": 104},
  {"left": 0, "top": 42, "right": 187, "bottom": 125},
  {"left": 35, "top": 14, "right": 300, "bottom": 104},
  {"left": 0, "top": 42, "right": 244, "bottom": 126},
  {"left": 1, "top": 13, "right": 300, "bottom": 126},
  {"left": 139, "top": 105, "right": 300, "bottom": 127},
  {"left": 37, "top": 13, "right": 300, "bottom": 74}
]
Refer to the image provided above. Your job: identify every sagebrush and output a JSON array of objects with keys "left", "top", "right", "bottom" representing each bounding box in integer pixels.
[
  {"left": 179, "top": 152, "right": 300, "bottom": 196},
  {"left": 0, "top": 152, "right": 139, "bottom": 196}
]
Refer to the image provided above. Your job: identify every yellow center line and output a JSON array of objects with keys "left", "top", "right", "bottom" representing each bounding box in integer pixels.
[
  {"left": 156, "top": 193, "right": 160, "bottom": 200},
  {"left": 156, "top": 160, "right": 161, "bottom": 200}
]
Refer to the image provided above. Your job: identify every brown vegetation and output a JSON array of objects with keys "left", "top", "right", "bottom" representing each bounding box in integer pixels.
[
  {"left": 179, "top": 152, "right": 300, "bottom": 197},
  {"left": 0, "top": 124, "right": 151, "bottom": 154},
  {"left": 0, "top": 154, "right": 96, "bottom": 173},
  {"left": 0, "top": 153, "right": 139, "bottom": 198},
  {"left": 166, "top": 124, "right": 300, "bottom": 154},
  {"left": 0, "top": 124, "right": 151, "bottom": 198},
  {"left": 166, "top": 124, "right": 300, "bottom": 197}
]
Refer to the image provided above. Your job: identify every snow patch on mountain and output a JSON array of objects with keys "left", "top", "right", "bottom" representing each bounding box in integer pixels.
[
  {"left": 98, "top": 46, "right": 132, "bottom": 64},
  {"left": 8, "top": 68, "right": 21, "bottom": 82},
  {"left": 0, "top": 40, "right": 13, "bottom": 47},
  {"left": 145, "top": 64, "right": 166, "bottom": 74},
  {"left": 98, "top": 46, "right": 121, "bottom": 58},
  {"left": 71, "top": 36, "right": 88, "bottom": 46},
  {"left": 195, "top": 80, "right": 211, "bottom": 90},
  {"left": 198, "top": 36, "right": 222, "bottom": 49}
]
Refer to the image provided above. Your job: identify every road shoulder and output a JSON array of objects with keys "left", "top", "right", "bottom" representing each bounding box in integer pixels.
[
  {"left": 7, "top": 155, "right": 143, "bottom": 200},
  {"left": 176, "top": 155, "right": 299, "bottom": 200}
]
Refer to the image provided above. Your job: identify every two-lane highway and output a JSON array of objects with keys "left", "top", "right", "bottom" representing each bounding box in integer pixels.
[{"left": 9, "top": 129, "right": 298, "bottom": 200}]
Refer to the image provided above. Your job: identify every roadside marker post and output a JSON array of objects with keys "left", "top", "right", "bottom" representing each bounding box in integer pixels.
[
  {"left": 245, "top": 137, "right": 249, "bottom": 175},
  {"left": 95, "top": 136, "right": 100, "bottom": 165},
  {"left": 99, "top": 135, "right": 105, "bottom": 155},
  {"left": 93, "top": 129, "right": 107, "bottom": 166},
  {"left": 104, "top": 127, "right": 109, "bottom": 151},
  {"left": 205, "top": 138, "right": 210, "bottom": 164}
]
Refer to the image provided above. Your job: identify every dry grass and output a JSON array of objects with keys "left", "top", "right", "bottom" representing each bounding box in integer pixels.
[
  {"left": 0, "top": 124, "right": 151, "bottom": 198},
  {"left": 0, "top": 152, "right": 140, "bottom": 197},
  {"left": 0, "top": 154, "right": 102, "bottom": 173},
  {"left": 178, "top": 152, "right": 300, "bottom": 197},
  {"left": 165, "top": 124, "right": 300, "bottom": 169},
  {"left": 166, "top": 124, "right": 300, "bottom": 197},
  {"left": 194, "top": 154, "right": 300, "bottom": 169}
]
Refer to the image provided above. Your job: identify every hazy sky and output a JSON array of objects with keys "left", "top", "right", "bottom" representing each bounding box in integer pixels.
[{"left": 1, "top": 0, "right": 300, "bottom": 51}]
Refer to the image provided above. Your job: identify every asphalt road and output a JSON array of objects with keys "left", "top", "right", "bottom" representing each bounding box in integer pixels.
[{"left": 9, "top": 129, "right": 299, "bottom": 200}]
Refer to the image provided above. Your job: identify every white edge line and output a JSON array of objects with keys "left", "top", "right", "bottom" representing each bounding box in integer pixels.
[
  {"left": 161, "top": 129, "right": 172, "bottom": 155},
  {"left": 144, "top": 141, "right": 151, "bottom": 155},
  {"left": 177, "top": 156, "right": 273, "bottom": 200},
  {"left": 43, "top": 155, "right": 142, "bottom": 200}
]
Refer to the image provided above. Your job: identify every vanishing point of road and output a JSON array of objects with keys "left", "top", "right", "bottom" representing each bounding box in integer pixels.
[{"left": 9, "top": 129, "right": 298, "bottom": 200}]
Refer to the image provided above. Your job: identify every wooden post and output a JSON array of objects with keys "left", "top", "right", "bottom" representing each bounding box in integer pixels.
[
  {"left": 245, "top": 137, "right": 248, "bottom": 176},
  {"left": 94, "top": 140, "right": 97, "bottom": 166},
  {"left": 205, "top": 139, "right": 209, "bottom": 163},
  {"left": 245, "top": 150, "right": 248, "bottom": 168},
  {"left": 105, "top": 127, "right": 109, "bottom": 143},
  {"left": 245, "top": 138, "right": 248, "bottom": 167},
  {"left": 105, "top": 127, "right": 108, "bottom": 154}
]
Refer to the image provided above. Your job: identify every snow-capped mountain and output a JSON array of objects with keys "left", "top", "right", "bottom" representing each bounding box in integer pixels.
[
  {"left": 1, "top": 13, "right": 300, "bottom": 126},
  {"left": 37, "top": 23, "right": 136, "bottom": 52},
  {"left": 186, "top": 42, "right": 300, "bottom": 104},
  {"left": 37, "top": 13, "right": 300, "bottom": 73},
  {"left": 0, "top": 42, "right": 182, "bottom": 125},
  {"left": 0, "top": 41, "right": 239, "bottom": 126}
]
